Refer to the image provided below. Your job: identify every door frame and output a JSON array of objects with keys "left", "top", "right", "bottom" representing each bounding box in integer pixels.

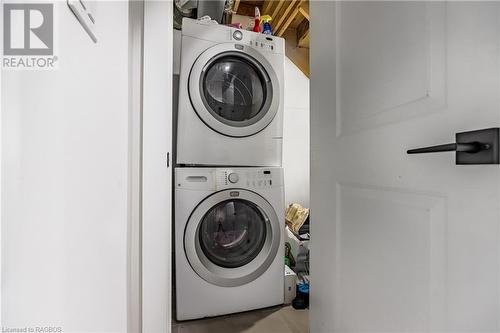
[
  {"left": 127, "top": 0, "right": 144, "bottom": 332},
  {"left": 129, "top": 1, "right": 173, "bottom": 332},
  {"left": 0, "top": 11, "right": 3, "bottom": 324},
  {"left": 309, "top": 2, "right": 334, "bottom": 330},
  {"left": 142, "top": 1, "right": 173, "bottom": 332}
]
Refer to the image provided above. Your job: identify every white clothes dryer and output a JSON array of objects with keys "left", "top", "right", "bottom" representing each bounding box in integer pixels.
[{"left": 176, "top": 19, "right": 285, "bottom": 166}]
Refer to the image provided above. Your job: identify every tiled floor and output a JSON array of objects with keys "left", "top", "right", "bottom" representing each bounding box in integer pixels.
[{"left": 172, "top": 306, "right": 309, "bottom": 333}]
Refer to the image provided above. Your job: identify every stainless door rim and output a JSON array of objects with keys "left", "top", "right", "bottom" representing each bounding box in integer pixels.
[
  {"left": 184, "top": 189, "right": 281, "bottom": 287},
  {"left": 188, "top": 43, "right": 280, "bottom": 137}
]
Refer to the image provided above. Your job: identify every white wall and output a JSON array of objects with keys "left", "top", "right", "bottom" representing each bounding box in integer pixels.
[
  {"left": 283, "top": 57, "right": 310, "bottom": 207},
  {"left": 2, "top": 2, "right": 131, "bottom": 331}
]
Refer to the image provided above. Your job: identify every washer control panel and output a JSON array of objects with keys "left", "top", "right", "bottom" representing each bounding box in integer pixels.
[
  {"left": 216, "top": 168, "right": 282, "bottom": 190},
  {"left": 176, "top": 167, "right": 283, "bottom": 191}
]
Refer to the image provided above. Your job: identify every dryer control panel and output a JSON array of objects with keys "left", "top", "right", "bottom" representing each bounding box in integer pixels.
[
  {"left": 231, "top": 30, "right": 278, "bottom": 53},
  {"left": 181, "top": 18, "right": 285, "bottom": 55}
]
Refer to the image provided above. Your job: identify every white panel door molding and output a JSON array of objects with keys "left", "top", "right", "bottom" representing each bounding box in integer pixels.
[
  {"left": 337, "top": 183, "right": 447, "bottom": 331},
  {"left": 337, "top": 2, "right": 447, "bottom": 136},
  {"left": 311, "top": 2, "right": 500, "bottom": 332}
]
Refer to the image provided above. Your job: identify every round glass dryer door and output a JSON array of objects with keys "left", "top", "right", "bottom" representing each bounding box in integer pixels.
[
  {"left": 189, "top": 44, "right": 280, "bottom": 137},
  {"left": 184, "top": 189, "right": 281, "bottom": 287},
  {"left": 202, "top": 55, "right": 268, "bottom": 126}
]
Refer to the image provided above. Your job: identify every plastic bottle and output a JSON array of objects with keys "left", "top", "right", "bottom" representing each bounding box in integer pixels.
[
  {"left": 252, "top": 7, "right": 261, "bottom": 33},
  {"left": 261, "top": 15, "right": 273, "bottom": 35}
]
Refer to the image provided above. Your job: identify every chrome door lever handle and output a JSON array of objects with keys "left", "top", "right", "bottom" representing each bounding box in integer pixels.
[{"left": 406, "top": 128, "right": 499, "bottom": 165}]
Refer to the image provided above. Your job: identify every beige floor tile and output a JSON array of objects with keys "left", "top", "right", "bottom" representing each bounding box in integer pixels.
[{"left": 172, "top": 306, "right": 309, "bottom": 333}]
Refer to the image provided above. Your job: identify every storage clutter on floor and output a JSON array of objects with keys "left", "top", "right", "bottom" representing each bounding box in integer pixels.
[{"left": 284, "top": 203, "right": 310, "bottom": 310}]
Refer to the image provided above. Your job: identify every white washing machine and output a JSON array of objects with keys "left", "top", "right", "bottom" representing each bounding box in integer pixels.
[
  {"left": 177, "top": 18, "right": 285, "bottom": 167},
  {"left": 175, "top": 167, "right": 285, "bottom": 320}
]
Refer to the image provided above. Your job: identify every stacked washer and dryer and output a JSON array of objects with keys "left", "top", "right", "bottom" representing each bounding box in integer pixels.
[{"left": 175, "top": 18, "right": 286, "bottom": 320}]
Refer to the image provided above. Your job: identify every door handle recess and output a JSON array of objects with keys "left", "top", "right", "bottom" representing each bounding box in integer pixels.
[{"left": 406, "top": 128, "right": 499, "bottom": 165}]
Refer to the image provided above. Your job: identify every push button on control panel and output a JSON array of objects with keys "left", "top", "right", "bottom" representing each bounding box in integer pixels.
[{"left": 228, "top": 172, "right": 239, "bottom": 184}]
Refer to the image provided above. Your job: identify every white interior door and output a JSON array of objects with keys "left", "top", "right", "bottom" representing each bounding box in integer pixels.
[{"left": 311, "top": 2, "right": 500, "bottom": 332}]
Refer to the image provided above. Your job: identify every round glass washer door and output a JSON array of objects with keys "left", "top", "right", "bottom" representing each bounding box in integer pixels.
[
  {"left": 198, "top": 199, "right": 267, "bottom": 268},
  {"left": 184, "top": 189, "right": 281, "bottom": 287},
  {"left": 189, "top": 44, "right": 280, "bottom": 138}
]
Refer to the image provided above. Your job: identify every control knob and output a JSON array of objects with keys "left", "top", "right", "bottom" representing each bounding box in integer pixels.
[
  {"left": 228, "top": 173, "right": 239, "bottom": 184},
  {"left": 233, "top": 30, "right": 243, "bottom": 41}
]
